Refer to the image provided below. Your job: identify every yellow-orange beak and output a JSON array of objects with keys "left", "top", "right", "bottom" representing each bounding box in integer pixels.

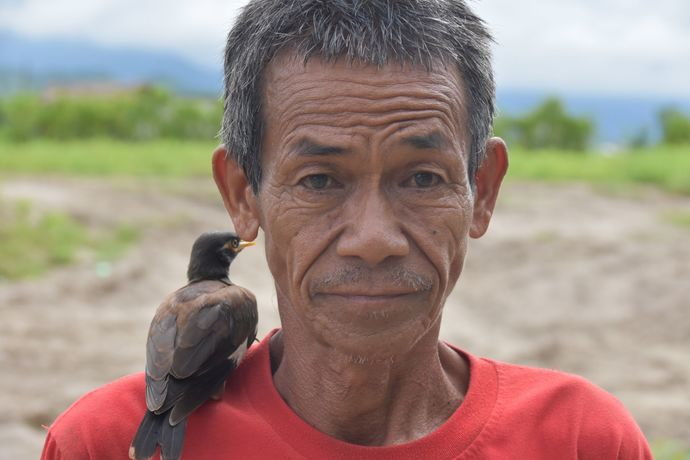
[
  {"left": 223, "top": 239, "right": 255, "bottom": 253},
  {"left": 237, "top": 240, "right": 255, "bottom": 251}
]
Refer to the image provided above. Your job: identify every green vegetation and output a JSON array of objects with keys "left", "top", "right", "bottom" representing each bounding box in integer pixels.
[
  {"left": 93, "top": 224, "right": 140, "bottom": 261},
  {"left": 0, "top": 86, "right": 222, "bottom": 142},
  {"left": 651, "top": 439, "right": 690, "bottom": 460},
  {"left": 508, "top": 146, "right": 690, "bottom": 195},
  {"left": 494, "top": 97, "right": 690, "bottom": 151},
  {"left": 0, "top": 199, "right": 139, "bottom": 280},
  {"left": 494, "top": 97, "right": 594, "bottom": 151},
  {"left": 0, "top": 139, "right": 216, "bottom": 176},
  {"left": 660, "top": 108, "right": 690, "bottom": 145},
  {"left": 663, "top": 210, "right": 690, "bottom": 229}
]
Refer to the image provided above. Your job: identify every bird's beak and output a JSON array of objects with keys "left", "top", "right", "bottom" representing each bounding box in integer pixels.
[
  {"left": 223, "top": 240, "right": 255, "bottom": 253},
  {"left": 237, "top": 240, "right": 255, "bottom": 251}
]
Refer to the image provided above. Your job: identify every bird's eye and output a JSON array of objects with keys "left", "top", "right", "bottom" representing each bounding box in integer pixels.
[{"left": 232, "top": 239, "right": 239, "bottom": 248}]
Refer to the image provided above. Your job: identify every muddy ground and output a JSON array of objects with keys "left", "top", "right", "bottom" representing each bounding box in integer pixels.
[{"left": 1, "top": 176, "right": 688, "bottom": 458}]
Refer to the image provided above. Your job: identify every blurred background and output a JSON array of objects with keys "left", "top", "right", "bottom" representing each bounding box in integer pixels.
[{"left": 0, "top": 0, "right": 688, "bottom": 458}]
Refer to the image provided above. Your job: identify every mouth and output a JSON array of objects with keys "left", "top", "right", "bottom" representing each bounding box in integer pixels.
[
  {"left": 316, "top": 288, "right": 418, "bottom": 296},
  {"left": 312, "top": 289, "right": 424, "bottom": 307},
  {"left": 308, "top": 266, "right": 434, "bottom": 310}
]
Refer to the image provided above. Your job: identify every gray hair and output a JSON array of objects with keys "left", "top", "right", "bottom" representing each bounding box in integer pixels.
[{"left": 221, "top": 0, "right": 495, "bottom": 192}]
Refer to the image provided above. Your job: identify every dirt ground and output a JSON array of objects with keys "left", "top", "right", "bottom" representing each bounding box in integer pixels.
[{"left": 1, "top": 176, "right": 688, "bottom": 458}]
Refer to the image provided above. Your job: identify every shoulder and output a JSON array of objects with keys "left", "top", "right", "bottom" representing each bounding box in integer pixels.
[
  {"left": 492, "top": 359, "right": 631, "bottom": 417},
  {"left": 486, "top": 358, "right": 652, "bottom": 458},
  {"left": 41, "top": 336, "right": 273, "bottom": 460},
  {"left": 42, "top": 373, "right": 146, "bottom": 460}
]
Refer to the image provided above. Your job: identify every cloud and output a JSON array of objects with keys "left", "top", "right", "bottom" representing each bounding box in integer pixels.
[
  {"left": 0, "top": 0, "right": 247, "bottom": 68},
  {"left": 473, "top": 0, "right": 690, "bottom": 95},
  {"left": 1, "top": 0, "right": 688, "bottom": 96}
]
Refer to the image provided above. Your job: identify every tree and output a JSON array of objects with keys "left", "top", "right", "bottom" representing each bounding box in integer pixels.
[
  {"left": 0, "top": 86, "right": 223, "bottom": 142},
  {"left": 494, "top": 97, "right": 594, "bottom": 151},
  {"left": 659, "top": 108, "right": 690, "bottom": 145}
]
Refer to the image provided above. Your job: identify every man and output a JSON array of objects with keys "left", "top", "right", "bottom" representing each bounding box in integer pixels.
[{"left": 42, "top": 1, "right": 652, "bottom": 458}]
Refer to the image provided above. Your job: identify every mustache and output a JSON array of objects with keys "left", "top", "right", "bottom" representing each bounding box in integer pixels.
[{"left": 310, "top": 264, "right": 434, "bottom": 293}]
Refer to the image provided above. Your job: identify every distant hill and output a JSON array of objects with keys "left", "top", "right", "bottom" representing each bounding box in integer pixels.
[
  {"left": 0, "top": 30, "right": 221, "bottom": 95},
  {"left": 2, "top": 30, "right": 689, "bottom": 145}
]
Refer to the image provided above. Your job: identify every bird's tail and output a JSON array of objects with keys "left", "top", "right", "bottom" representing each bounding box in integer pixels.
[{"left": 130, "top": 411, "right": 188, "bottom": 460}]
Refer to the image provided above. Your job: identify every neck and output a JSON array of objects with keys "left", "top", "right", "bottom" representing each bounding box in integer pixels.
[
  {"left": 187, "top": 256, "right": 231, "bottom": 282},
  {"left": 270, "top": 317, "right": 469, "bottom": 445},
  {"left": 188, "top": 275, "right": 231, "bottom": 284}
]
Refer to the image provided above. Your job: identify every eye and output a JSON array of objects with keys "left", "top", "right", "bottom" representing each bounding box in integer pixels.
[
  {"left": 231, "top": 239, "right": 239, "bottom": 248},
  {"left": 299, "top": 174, "right": 338, "bottom": 190},
  {"left": 404, "top": 171, "right": 443, "bottom": 188}
]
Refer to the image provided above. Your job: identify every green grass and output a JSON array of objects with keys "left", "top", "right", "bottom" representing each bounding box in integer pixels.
[
  {"left": 508, "top": 145, "right": 690, "bottom": 195},
  {"left": 0, "top": 139, "right": 217, "bottom": 177},
  {"left": 651, "top": 439, "right": 690, "bottom": 460},
  {"left": 663, "top": 210, "right": 690, "bottom": 229},
  {"left": 0, "top": 199, "right": 139, "bottom": 280},
  {"left": 1, "top": 140, "right": 690, "bottom": 195}
]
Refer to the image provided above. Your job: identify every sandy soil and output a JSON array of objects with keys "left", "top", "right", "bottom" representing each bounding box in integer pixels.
[{"left": 1, "top": 176, "right": 688, "bottom": 458}]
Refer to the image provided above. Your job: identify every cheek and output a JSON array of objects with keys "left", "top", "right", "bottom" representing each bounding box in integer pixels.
[
  {"left": 259, "top": 184, "right": 340, "bottom": 300},
  {"left": 399, "top": 187, "right": 472, "bottom": 292}
]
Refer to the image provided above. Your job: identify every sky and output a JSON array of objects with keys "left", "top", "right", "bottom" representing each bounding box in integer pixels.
[{"left": 1, "top": 0, "right": 689, "bottom": 98}]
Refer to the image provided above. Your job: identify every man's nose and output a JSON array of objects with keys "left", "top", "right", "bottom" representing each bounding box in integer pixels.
[{"left": 336, "top": 187, "right": 410, "bottom": 266}]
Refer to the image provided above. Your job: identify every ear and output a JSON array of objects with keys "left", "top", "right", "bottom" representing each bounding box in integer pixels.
[
  {"left": 470, "top": 137, "right": 508, "bottom": 239},
  {"left": 212, "top": 145, "right": 261, "bottom": 241}
]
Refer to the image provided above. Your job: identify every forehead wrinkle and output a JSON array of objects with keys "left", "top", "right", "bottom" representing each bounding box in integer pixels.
[
  {"left": 271, "top": 79, "right": 463, "bottom": 117},
  {"left": 266, "top": 68, "right": 465, "bottom": 118},
  {"left": 279, "top": 92, "right": 458, "bottom": 115},
  {"left": 274, "top": 93, "right": 461, "bottom": 142},
  {"left": 280, "top": 114, "right": 455, "bottom": 148},
  {"left": 275, "top": 75, "right": 461, "bottom": 93},
  {"left": 265, "top": 49, "right": 465, "bottom": 89},
  {"left": 262, "top": 51, "right": 467, "bottom": 108},
  {"left": 262, "top": 55, "right": 469, "bottom": 158}
]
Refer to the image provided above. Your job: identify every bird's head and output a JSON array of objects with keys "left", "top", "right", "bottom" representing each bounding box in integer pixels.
[{"left": 186, "top": 232, "right": 255, "bottom": 282}]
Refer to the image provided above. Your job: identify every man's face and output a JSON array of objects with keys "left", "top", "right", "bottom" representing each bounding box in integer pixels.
[{"left": 219, "top": 53, "right": 501, "bottom": 359}]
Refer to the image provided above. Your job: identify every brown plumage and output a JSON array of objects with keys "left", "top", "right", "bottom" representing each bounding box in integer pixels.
[{"left": 129, "top": 232, "right": 258, "bottom": 460}]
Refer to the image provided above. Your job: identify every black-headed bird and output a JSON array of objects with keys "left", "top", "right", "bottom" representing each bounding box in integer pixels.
[{"left": 129, "top": 232, "right": 258, "bottom": 460}]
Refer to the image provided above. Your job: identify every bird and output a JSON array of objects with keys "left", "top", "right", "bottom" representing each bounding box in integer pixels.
[{"left": 129, "top": 232, "right": 258, "bottom": 460}]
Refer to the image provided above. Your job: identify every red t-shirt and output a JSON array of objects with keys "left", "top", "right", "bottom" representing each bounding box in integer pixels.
[{"left": 42, "top": 330, "right": 651, "bottom": 459}]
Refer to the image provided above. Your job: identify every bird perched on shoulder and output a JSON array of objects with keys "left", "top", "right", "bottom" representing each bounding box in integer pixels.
[{"left": 129, "top": 232, "right": 258, "bottom": 460}]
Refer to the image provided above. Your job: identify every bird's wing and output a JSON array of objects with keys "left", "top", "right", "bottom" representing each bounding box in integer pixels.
[
  {"left": 169, "top": 301, "right": 236, "bottom": 379},
  {"left": 144, "top": 283, "right": 257, "bottom": 415},
  {"left": 145, "top": 299, "right": 178, "bottom": 412},
  {"left": 143, "top": 282, "right": 230, "bottom": 412},
  {"left": 165, "top": 286, "right": 257, "bottom": 424}
]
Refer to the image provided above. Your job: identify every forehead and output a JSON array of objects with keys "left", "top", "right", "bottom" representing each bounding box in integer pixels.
[{"left": 260, "top": 51, "right": 468, "bottom": 146}]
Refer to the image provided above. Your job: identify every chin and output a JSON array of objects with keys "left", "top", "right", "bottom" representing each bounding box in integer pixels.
[{"left": 306, "top": 297, "right": 441, "bottom": 363}]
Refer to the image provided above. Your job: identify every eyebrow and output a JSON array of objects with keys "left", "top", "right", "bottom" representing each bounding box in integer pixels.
[
  {"left": 402, "top": 132, "right": 446, "bottom": 150},
  {"left": 293, "top": 139, "right": 346, "bottom": 156}
]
